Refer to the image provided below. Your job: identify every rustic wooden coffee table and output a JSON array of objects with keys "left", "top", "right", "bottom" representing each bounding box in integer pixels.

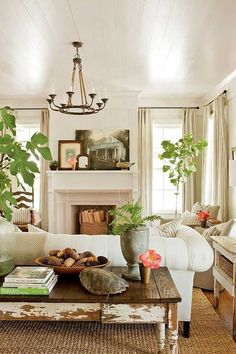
[{"left": 0, "top": 266, "right": 181, "bottom": 354}]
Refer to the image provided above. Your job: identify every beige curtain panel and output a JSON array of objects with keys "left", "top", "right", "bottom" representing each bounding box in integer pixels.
[
  {"left": 40, "top": 108, "right": 50, "bottom": 230},
  {"left": 202, "top": 94, "right": 228, "bottom": 221},
  {"left": 138, "top": 108, "right": 153, "bottom": 217},
  {"left": 183, "top": 108, "right": 197, "bottom": 211}
]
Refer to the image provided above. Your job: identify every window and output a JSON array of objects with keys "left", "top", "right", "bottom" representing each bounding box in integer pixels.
[
  {"left": 15, "top": 112, "right": 41, "bottom": 211},
  {"left": 152, "top": 113, "right": 182, "bottom": 216}
]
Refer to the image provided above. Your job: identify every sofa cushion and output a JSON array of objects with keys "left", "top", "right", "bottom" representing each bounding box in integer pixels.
[
  {"left": 181, "top": 210, "right": 200, "bottom": 225},
  {"left": 220, "top": 219, "right": 236, "bottom": 238},
  {"left": 191, "top": 202, "right": 220, "bottom": 219},
  {"left": 151, "top": 219, "right": 181, "bottom": 237},
  {"left": 12, "top": 232, "right": 47, "bottom": 265},
  {"left": 28, "top": 224, "right": 46, "bottom": 233}
]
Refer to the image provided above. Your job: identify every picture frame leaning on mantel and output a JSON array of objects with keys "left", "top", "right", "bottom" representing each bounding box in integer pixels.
[{"left": 58, "top": 140, "right": 82, "bottom": 170}]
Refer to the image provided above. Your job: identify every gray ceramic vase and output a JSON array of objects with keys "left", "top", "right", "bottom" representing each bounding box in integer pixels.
[{"left": 120, "top": 226, "right": 149, "bottom": 281}]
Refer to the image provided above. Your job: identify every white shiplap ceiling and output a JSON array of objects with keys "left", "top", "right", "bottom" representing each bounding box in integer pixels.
[{"left": 0, "top": 0, "right": 236, "bottom": 100}]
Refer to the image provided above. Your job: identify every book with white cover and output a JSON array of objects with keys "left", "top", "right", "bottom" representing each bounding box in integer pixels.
[
  {"left": 4, "top": 266, "right": 54, "bottom": 284},
  {"left": 0, "top": 275, "right": 58, "bottom": 295},
  {"left": 3, "top": 274, "right": 57, "bottom": 288}
]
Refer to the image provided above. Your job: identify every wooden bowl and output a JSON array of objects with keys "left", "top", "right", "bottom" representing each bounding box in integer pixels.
[{"left": 34, "top": 257, "right": 110, "bottom": 275}]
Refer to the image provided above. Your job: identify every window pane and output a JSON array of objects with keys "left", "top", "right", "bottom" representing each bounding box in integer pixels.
[{"left": 152, "top": 119, "right": 182, "bottom": 215}]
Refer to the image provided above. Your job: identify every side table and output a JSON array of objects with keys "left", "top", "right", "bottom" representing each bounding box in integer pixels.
[{"left": 211, "top": 236, "right": 236, "bottom": 336}]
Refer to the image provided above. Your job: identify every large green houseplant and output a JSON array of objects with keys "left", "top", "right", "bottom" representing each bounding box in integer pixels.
[
  {"left": 158, "top": 133, "right": 207, "bottom": 217},
  {"left": 109, "top": 201, "right": 160, "bottom": 280},
  {"left": 0, "top": 107, "right": 52, "bottom": 276}
]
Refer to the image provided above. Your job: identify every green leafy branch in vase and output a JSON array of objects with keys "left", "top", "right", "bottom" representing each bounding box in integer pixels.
[
  {"left": 0, "top": 107, "right": 52, "bottom": 221},
  {"left": 109, "top": 200, "right": 160, "bottom": 235},
  {"left": 158, "top": 134, "right": 207, "bottom": 218}
]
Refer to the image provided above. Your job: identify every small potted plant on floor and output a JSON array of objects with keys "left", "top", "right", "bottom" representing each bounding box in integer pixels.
[{"left": 109, "top": 200, "right": 160, "bottom": 281}]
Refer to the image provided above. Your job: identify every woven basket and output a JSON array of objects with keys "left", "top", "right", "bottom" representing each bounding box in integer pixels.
[
  {"left": 79, "top": 212, "right": 108, "bottom": 235},
  {"left": 219, "top": 255, "right": 233, "bottom": 278}
]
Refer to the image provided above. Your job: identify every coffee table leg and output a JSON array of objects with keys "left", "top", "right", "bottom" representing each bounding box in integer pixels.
[
  {"left": 157, "top": 322, "right": 165, "bottom": 353},
  {"left": 167, "top": 303, "right": 178, "bottom": 354}
]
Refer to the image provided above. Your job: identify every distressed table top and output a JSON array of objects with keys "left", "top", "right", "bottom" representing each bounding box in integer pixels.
[{"left": 0, "top": 266, "right": 181, "bottom": 304}]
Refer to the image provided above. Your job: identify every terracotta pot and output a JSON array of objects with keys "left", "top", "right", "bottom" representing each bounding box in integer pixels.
[{"left": 120, "top": 227, "right": 149, "bottom": 281}]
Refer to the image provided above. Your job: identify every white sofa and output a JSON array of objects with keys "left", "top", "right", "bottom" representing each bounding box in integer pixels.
[{"left": 1, "top": 222, "right": 213, "bottom": 337}]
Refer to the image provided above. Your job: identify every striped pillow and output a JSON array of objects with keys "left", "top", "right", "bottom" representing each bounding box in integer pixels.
[
  {"left": 181, "top": 210, "right": 200, "bottom": 225},
  {"left": 151, "top": 219, "right": 181, "bottom": 238},
  {"left": 202, "top": 226, "right": 221, "bottom": 240},
  {"left": 12, "top": 207, "right": 31, "bottom": 225}
]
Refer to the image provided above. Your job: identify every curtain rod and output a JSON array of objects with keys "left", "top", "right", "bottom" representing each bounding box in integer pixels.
[
  {"left": 138, "top": 106, "right": 199, "bottom": 110},
  {"left": 12, "top": 107, "right": 47, "bottom": 111},
  {"left": 206, "top": 89, "right": 227, "bottom": 106}
]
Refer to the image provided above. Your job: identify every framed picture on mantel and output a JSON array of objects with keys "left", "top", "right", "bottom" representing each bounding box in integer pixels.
[
  {"left": 58, "top": 140, "right": 82, "bottom": 170},
  {"left": 75, "top": 129, "right": 130, "bottom": 170}
]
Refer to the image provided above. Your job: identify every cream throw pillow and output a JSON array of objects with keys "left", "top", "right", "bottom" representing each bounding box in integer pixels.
[
  {"left": 181, "top": 210, "right": 200, "bottom": 225},
  {"left": 191, "top": 202, "right": 220, "bottom": 219},
  {"left": 12, "top": 207, "right": 31, "bottom": 225},
  {"left": 151, "top": 219, "right": 181, "bottom": 237}
]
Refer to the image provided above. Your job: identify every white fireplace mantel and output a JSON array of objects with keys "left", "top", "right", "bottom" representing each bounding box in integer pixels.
[{"left": 47, "top": 170, "right": 138, "bottom": 234}]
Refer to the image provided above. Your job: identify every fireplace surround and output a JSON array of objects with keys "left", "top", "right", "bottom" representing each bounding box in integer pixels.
[{"left": 47, "top": 171, "right": 138, "bottom": 234}]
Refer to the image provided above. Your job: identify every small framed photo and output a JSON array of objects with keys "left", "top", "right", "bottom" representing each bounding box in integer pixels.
[
  {"left": 58, "top": 140, "right": 82, "bottom": 170},
  {"left": 77, "top": 154, "right": 90, "bottom": 170}
]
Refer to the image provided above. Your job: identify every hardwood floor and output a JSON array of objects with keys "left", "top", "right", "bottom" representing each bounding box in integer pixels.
[{"left": 203, "top": 289, "right": 235, "bottom": 340}]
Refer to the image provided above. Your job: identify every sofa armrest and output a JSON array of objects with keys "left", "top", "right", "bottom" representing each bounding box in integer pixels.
[{"left": 176, "top": 225, "right": 214, "bottom": 272}]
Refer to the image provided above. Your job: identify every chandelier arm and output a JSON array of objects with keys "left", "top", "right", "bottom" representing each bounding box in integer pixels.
[{"left": 51, "top": 100, "right": 63, "bottom": 110}]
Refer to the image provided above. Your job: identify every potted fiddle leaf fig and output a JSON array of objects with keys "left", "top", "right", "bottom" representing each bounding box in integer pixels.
[
  {"left": 0, "top": 107, "right": 52, "bottom": 276},
  {"left": 158, "top": 133, "right": 207, "bottom": 218},
  {"left": 109, "top": 200, "right": 160, "bottom": 281}
]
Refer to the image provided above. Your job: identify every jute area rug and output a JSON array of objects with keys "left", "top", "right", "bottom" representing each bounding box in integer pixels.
[{"left": 0, "top": 289, "right": 235, "bottom": 354}]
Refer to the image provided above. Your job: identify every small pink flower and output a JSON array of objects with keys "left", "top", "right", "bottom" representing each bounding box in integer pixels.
[
  {"left": 67, "top": 156, "right": 77, "bottom": 167},
  {"left": 139, "top": 249, "right": 162, "bottom": 269}
]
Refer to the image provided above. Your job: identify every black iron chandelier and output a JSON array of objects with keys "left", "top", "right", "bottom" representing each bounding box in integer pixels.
[{"left": 47, "top": 42, "right": 108, "bottom": 115}]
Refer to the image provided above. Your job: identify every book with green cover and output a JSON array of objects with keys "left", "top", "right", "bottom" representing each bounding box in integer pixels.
[
  {"left": 0, "top": 275, "right": 58, "bottom": 295},
  {"left": 4, "top": 266, "right": 54, "bottom": 284}
]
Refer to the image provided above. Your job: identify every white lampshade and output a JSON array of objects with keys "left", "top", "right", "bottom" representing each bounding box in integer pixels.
[{"left": 229, "top": 160, "right": 236, "bottom": 186}]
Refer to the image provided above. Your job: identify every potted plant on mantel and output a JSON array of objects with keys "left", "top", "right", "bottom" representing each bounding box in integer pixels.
[
  {"left": 49, "top": 160, "right": 59, "bottom": 170},
  {"left": 0, "top": 107, "right": 52, "bottom": 276},
  {"left": 109, "top": 200, "right": 160, "bottom": 281},
  {"left": 158, "top": 134, "right": 207, "bottom": 218}
]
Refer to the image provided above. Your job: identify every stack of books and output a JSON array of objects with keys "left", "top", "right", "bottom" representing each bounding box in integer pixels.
[{"left": 0, "top": 266, "right": 58, "bottom": 295}]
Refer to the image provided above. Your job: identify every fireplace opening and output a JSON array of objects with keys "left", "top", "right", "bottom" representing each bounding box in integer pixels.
[{"left": 72, "top": 205, "right": 116, "bottom": 235}]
